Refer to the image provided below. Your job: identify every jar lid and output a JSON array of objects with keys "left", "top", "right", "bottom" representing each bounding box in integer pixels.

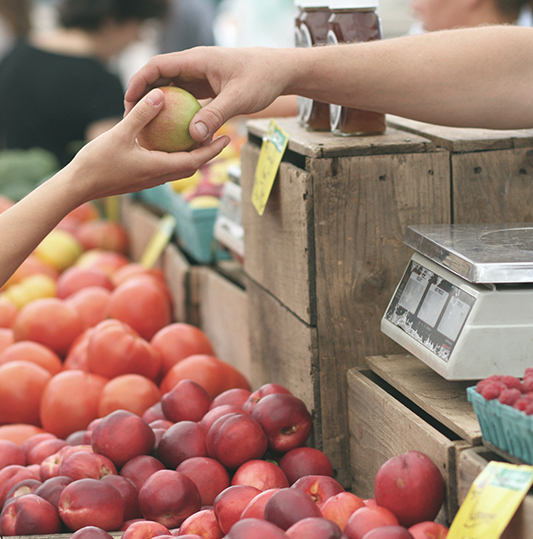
[
  {"left": 329, "top": 0, "right": 379, "bottom": 8},
  {"left": 298, "top": 0, "right": 330, "bottom": 7}
]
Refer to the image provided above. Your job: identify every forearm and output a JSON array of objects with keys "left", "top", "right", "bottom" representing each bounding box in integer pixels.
[{"left": 283, "top": 26, "right": 533, "bottom": 129}]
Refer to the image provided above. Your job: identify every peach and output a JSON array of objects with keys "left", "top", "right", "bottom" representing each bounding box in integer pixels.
[
  {"left": 91, "top": 410, "right": 156, "bottom": 469},
  {"left": 251, "top": 394, "right": 312, "bottom": 453},
  {"left": 321, "top": 491, "right": 366, "bottom": 530},
  {"left": 70, "top": 525, "right": 116, "bottom": 539},
  {"left": 243, "top": 383, "right": 293, "bottom": 414},
  {"left": 362, "top": 526, "right": 415, "bottom": 539},
  {"left": 34, "top": 475, "right": 73, "bottom": 509},
  {"left": 142, "top": 402, "right": 165, "bottom": 423},
  {"left": 177, "top": 508, "right": 223, "bottom": 538},
  {"left": 279, "top": 447, "right": 334, "bottom": 485},
  {"left": 0, "top": 465, "right": 40, "bottom": 507},
  {"left": 161, "top": 379, "right": 211, "bottom": 423},
  {"left": 213, "top": 485, "right": 261, "bottom": 534},
  {"left": 408, "top": 521, "right": 448, "bottom": 539},
  {"left": 149, "top": 419, "right": 174, "bottom": 430},
  {"left": 58, "top": 451, "right": 117, "bottom": 480},
  {"left": 0, "top": 493, "right": 61, "bottom": 535},
  {"left": 291, "top": 475, "right": 345, "bottom": 509},
  {"left": 21, "top": 433, "right": 57, "bottom": 459},
  {"left": 286, "top": 517, "right": 346, "bottom": 538},
  {"left": 232, "top": 460, "right": 289, "bottom": 491},
  {"left": 4, "top": 478, "right": 42, "bottom": 505},
  {"left": 344, "top": 506, "right": 400, "bottom": 539},
  {"left": 120, "top": 455, "right": 166, "bottom": 491},
  {"left": 224, "top": 518, "right": 288, "bottom": 538},
  {"left": 0, "top": 441, "right": 25, "bottom": 469},
  {"left": 264, "top": 488, "right": 322, "bottom": 531},
  {"left": 101, "top": 474, "right": 142, "bottom": 521},
  {"left": 56, "top": 267, "right": 114, "bottom": 299},
  {"left": 58, "top": 478, "right": 125, "bottom": 531},
  {"left": 121, "top": 519, "right": 171, "bottom": 539},
  {"left": 158, "top": 421, "right": 207, "bottom": 468},
  {"left": 240, "top": 488, "right": 281, "bottom": 520},
  {"left": 210, "top": 388, "right": 251, "bottom": 410},
  {"left": 26, "top": 438, "right": 68, "bottom": 465},
  {"left": 176, "top": 456, "right": 230, "bottom": 506},
  {"left": 207, "top": 413, "right": 268, "bottom": 469},
  {"left": 200, "top": 405, "right": 244, "bottom": 431},
  {"left": 66, "top": 430, "right": 88, "bottom": 446},
  {"left": 138, "top": 470, "right": 201, "bottom": 529}
]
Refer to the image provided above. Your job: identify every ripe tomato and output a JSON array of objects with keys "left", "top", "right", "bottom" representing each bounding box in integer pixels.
[{"left": 0, "top": 341, "right": 62, "bottom": 375}]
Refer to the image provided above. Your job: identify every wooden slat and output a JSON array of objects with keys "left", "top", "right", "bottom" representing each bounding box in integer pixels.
[
  {"left": 366, "top": 354, "right": 482, "bottom": 445},
  {"left": 162, "top": 243, "right": 192, "bottom": 323},
  {"left": 246, "top": 117, "right": 439, "bottom": 158},
  {"left": 241, "top": 142, "right": 316, "bottom": 324},
  {"left": 347, "top": 367, "right": 467, "bottom": 524}
]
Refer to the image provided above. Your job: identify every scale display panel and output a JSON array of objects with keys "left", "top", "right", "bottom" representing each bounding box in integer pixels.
[{"left": 384, "top": 259, "right": 476, "bottom": 362}]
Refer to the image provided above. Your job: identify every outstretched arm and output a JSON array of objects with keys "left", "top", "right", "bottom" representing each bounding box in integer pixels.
[
  {"left": 125, "top": 25, "right": 533, "bottom": 143},
  {"left": 0, "top": 88, "right": 229, "bottom": 286}
]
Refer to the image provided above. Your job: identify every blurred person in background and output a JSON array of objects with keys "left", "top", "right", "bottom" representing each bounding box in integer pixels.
[
  {"left": 409, "top": 0, "right": 532, "bottom": 33},
  {"left": 0, "top": 0, "right": 167, "bottom": 167},
  {"left": 0, "top": 0, "right": 32, "bottom": 59}
]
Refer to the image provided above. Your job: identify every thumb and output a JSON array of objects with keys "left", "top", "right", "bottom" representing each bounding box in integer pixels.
[{"left": 120, "top": 88, "right": 164, "bottom": 139}]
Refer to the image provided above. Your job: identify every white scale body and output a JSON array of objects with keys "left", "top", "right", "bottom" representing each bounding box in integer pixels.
[{"left": 381, "top": 224, "right": 533, "bottom": 380}]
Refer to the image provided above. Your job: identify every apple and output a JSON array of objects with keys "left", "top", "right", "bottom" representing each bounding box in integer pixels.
[
  {"left": 91, "top": 410, "right": 156, "bottom": 469},
  {"left": 291, "top": 475, "right": 345, "bottom": 509},
  {"left": 408, "top": 521, "right": 448, "bottom": 539},
  {"left": 101, "top": 474, "right": 142, "bottom": 521},
  {"left": 0, "top": 440, "right": 25, "bottom": 469},
  {"left": 374, "top": 451, "right": 445, "bottom": 528},
  {"left": 210, "top": 388, "right": 251, "bottom": 410},
  {"left": 200, "top": 404, "right": 245, "bottom": 431},
  {"left": 70, "top": 525, "right": 116, "bottom": 539},
  {"left": 344, "top": 506, "right": 400, "bottom": 539},
  {"left": 264, "top": 488, "right": 322, "bottom": 530},
  {"left": 137, "top": 86, "right": 202, "bottom": 153},
  {"left": 361, "top": 526, "right": 414, "bottom": 539},
  {"left": 34, "top": 475, "right": 73, "bottom": 509},
  {"left": 177, "top": 508, "right": 223, "bottom": 538},
  {"left": 207, "top": 413, "right": 268, "bottom": 469},
  {"left": 176, "top": 456, "right": 230, "bottom": 506},
  {"left": 138, "top": 470, "right": 201, "bottom": 528},
  {"left": 321, "top": 492, "right": 366, "bottom": 531},
  {"left": 0, "top": 465, "right": 40, "bottom": 508},
  {"left": 120, "top": 455, "right": 166, "bottom": 491},
  {"left": 157, "top": 421, "right": 208, "bottom": 468},
  {"left": 232, "top": 460, "right": 289, "bottom": 491},
  {"left": 0, "top": 493, "right": 61, "bottom": 535},
  {"left": 224, "top": 518, "right": 288, "bottom": 538},
  {"left": 58, "top": 450, "right": 117, "bottom": 480},
  {"left": 213, "top": 485, "right": 261, "bottom": 534},
  {"left": 120, "top": 519, "right": 171, "bottom": 539},
  {"left": 243, "top": 384, "right": 293, "bottom": 414},
  {"left": 161, "top": 379, "right": 211, "bottom": 422},
  {"left": 279, "top": 447, "right": 334, "bottom": 485},
  {"left": 286, "top": 517, "right": 346, "bottom": 539},
  {"left": 251, "top": 394, "right": 312, "bottom": 453},
  {"left": 240, "top": 488, "right": 281, "bottom": 520}
]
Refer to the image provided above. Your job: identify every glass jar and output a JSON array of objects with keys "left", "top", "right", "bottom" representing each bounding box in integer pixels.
[
  {"left": 327, "top": 0, "right": 386, "bottom": 136},
  {"left": 297, "top": 0, "right": 331, "bottom": 131}
]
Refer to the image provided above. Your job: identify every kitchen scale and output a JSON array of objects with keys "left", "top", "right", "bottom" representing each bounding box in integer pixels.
[{"left": 381, "top": 223, "right": 533, "bottom": 380}]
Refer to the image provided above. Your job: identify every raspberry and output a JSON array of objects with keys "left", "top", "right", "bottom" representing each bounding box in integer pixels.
[
  {"left": 478, "top": 381, "right": 506, "bottom": 400},
  {"left": 514, "top": 396, "right": 533, "bottom": 411},
  {"left": 498, "top": 388, "right": 522, "bottom": 406},
  {"left": 524, "top": 367, "right": 533, "bottom": 378},
  {"left": 523, "top": 378, "right": 533, "bottom": 393},
  {"left": 501, "top": 376, "right": 523, "bottom": 392},
  {"left": 525, "top": 402, "right": 533, "bottom": 416}
]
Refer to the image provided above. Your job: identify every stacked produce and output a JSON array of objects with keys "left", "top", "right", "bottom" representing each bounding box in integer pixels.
[{"left": 0, "top": 198, "right": 449, "bottom": 538}]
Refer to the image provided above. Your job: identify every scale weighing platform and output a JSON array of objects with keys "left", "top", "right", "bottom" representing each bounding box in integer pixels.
[{"left": 381, "top": 223, "right": 533, "bottom": 380}]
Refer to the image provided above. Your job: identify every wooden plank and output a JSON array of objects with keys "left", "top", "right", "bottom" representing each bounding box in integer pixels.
[
  {"left": 162, "top": 243, "right": 192, "bottom": 323},
  {"left": 241, "top": 142, "right": 316, "bottom": 324},
  {"left": 313, "top": 149, "right": 451, "bottom": 488},
  {"left": 387, "top": 115, "right": 533, "bottom": 152},
  {"left": 456, "top": 446, "right": 533, "bottom": 539},
  {"left": 366, "top": 354, "right": 482, "bottom": 445},
  {"left": 246, "top": 279, "right": 321, "bottom": 449},
  {"left": 452, "top": 148, "right": 533, "bottom": 223},
  {"left": 196, "top": 267, "right": 252, "bottom": 383},
  {"left": 246, "top": 117, "right": 438, "bottom": 158},
  {"left": 347, "top": 367, "right": 467, "bottom": 523}
]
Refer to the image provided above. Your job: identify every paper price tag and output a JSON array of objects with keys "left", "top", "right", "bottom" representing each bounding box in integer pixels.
[
  {"left": 140, "top": 214, "right": 177, "bottom": 269},
  {"left": 252, "top": 119, "right": 289, "bottom": 216},
  {"left": 105, "top": 195, "right": 120, "bottom": 222},
  {"left": 448, "top": 461, "right": 533, "bottom": 539}
]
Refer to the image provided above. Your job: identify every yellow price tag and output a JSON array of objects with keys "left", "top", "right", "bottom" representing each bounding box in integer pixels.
[
  {"left": 105, "top": 195, "right": 120, "bottom": 222},
  {"left": 448, "top": 461, "right": 533, "bottom": 539},
  {"left": 140, "top": 214, "right": 177, "bottom": 269},
  {"left": 252, "top": 119, "right": 289, "bottom": 216}
]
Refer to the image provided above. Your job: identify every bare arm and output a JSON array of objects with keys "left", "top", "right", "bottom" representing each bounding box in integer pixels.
[
  {"left": 125, "top": 25, "right": 533, "bottom": 142},
  {"left": 0, "top": 88, "right": 229, "bottom": 286}
]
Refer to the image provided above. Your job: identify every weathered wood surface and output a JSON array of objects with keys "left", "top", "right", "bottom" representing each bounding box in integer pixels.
[
  {"left": 312, "top": 148, "right": 451, "bottom": 485},
  {"left": 366, "top": 354, "right": 482, "bottom": 445},
  {"left": 195, "top": 266, "right": 252, "bottom": 383},
  {"left": 163, "top": 243, "right": 192, "bottom": 324},
  {"left": 347, "top": 368, "right": 470, "bottom": 524},
  {"left": 241, "top": 142, "right": 315, "bottom": 324}
]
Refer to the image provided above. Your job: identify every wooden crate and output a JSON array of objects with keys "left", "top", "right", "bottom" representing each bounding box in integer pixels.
[
  {"left": 347, "top": 354, "right": 482, "bottom": 524},
  {"left": 241, "top": 117, "right": 451, "bottom": 485},
  {"left": 457, "top": 447, "right": 533, "bottom": 538},
  {"left": 387, "top": 116, "right": 533, "bottom": 223}
]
